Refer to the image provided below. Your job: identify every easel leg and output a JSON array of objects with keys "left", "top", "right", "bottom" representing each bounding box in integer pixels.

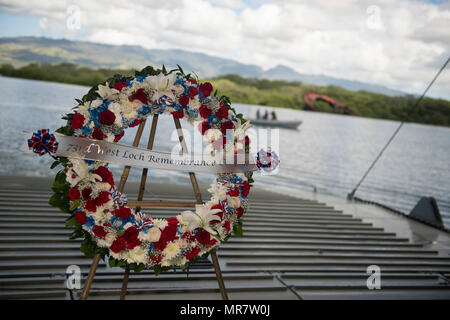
[
  {"left": 119, "top": 115, "right": 159, "bottom": 300},
  {"left": 119, "top": 266, "right": 130, "bottom": 300},
  {"left": 173, "top": 117, "right": 229, "bottom": 300},
  {"left": 211, "top": 252, "right": 229, "bottom": 300},
  {"left": 79, "top": 254, "right": 101, "bottom": 300},
  {"left": 80, "top": 121, "right": 147, "bottom": 300}
]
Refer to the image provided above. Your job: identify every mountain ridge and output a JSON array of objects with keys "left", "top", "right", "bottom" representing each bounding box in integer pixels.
[{"left": 0, "top": 36, "right": 405, "bottom": 96}]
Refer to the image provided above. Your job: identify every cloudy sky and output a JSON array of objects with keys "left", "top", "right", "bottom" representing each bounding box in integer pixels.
[{"left": 0, "top": 0, "right": 449, "bottom": 99}]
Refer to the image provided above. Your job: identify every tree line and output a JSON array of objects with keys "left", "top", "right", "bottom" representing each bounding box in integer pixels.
[{"left": 1, "top": 63, "right": 448, "bottom": 126}]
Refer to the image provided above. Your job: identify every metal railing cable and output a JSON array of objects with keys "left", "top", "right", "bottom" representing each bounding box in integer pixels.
[{"left": 347, "top": 56, "right": 450, "bottom": 199}]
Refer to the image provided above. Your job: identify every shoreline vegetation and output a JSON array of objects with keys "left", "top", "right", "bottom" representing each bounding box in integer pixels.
[{"left": 1, "top": 63, "right": 449, "bottom": 127}]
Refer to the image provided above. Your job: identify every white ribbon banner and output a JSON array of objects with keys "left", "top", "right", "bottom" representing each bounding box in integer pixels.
[{"left": 22, "top": 131, "right": 258, "bottom": 173}]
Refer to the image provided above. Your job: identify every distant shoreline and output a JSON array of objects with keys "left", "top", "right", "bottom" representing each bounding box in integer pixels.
[{"left": 1, "top": 63, "right": 449, "bottom": 127}]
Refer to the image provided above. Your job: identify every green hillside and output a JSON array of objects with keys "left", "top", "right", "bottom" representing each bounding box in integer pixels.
[{"left": 1, "top": 63, "right": 449, "bottom": 127}]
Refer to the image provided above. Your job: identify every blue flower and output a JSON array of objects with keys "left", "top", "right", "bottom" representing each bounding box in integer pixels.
[
  {"left": 80, "top": 125, "right": 93, "bottom": 136},
  {"left": 138, "top": 104, "right": 151, "bottom": 115},
  {"left": 88, "top": 100, "right": 110, "bottom": 127},
  {"left": 208, "top": 114, "right": 220, "bottom": 126},
  {"left": 85, "top": 216, "right": 95, "bottom": 228},
  {"left": 136, "top": 75, "right": 146, "bottom": 82}
]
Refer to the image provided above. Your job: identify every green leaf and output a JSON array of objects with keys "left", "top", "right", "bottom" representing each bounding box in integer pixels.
[
  {"left": 134, "top": 263, "right": 145, "bottom": 273},
  {"left": 69, "top": 199, "right": 81, "bottom": 211},
  {"left": 50, "top": 160, "right": 60, "bottom": 169},
  {"left": 65, "top": 215, "right": 77, "bottom": 228},
  {"left": 109, "top": 256, "right": 117, "bottom": 268},
  {"left": 233, "top": 220, "right": 244, "bottom": 237}
]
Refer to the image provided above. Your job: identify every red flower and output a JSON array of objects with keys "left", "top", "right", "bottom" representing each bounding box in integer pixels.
[
  {"left": 81, "top": 188, "right": 92, "bottom": 199},
  {"left": 68, "top": 187, "right": 81, "bottom": 201},
  {"left": 167, "top": 217, "right": 178, "bottom": 225},
  {"left": 99, "top": 110, "right": 116, "bottom": 126},
  {"left": 75, "top": 211, "right": 87, "bottom": 224},
  {"left": 188, "top": 86, "right": 198, "bottom": 98},
  {"left": 241, "top": 180, "right": 250, "bottom": 197},
  {"left": 178, "top": 95, "right": 189, "bottom": 106},
  {"left": 123, "top": 226, "right": 139, "bottom": 242},
  {"left": 196, "top": 229, "right": 216, "bottom": 246},
  {"left": 172, "top": 109, "right": 184, "bottom": 119},
  {"left": 220, "top": 121, "right": 233, "bottom": 134},
  {"left": 236, "top": 207, "right": 244, "bottom": 218},
  {"left": 129, "top": 88, "right": 149, "bottom": 104},
  {"left": 92, "top": 127, "right": 105, "bottom": 140},
  {"left": 85, "top": 199, "right": 97, "bottom": 212},
  {"left": 114, "top": 130, "right": 125, "bottom": 142},
  {"left": 216, "top": 104, "right": 229, "bottom": 119},
  {"left": 92, "top": 166, "right": 114, "bottom": 186},
  {"left": 184, "top": 246, "right": 201, "bottom": 260},
  {"left": 160, "top": 224, "right": 178, "bottom": 243},
  {"left": 227, "top": 187, "right": 240, "bottom": 197},
  {"left": 149, "top": 254, "right": 162, "bottom": 264},
  {"left": 95, "top": 191, "right": 111, "bottom": 206},
  {"left": 198, "top": 121, "right": 211, "bottom": 135},
  {"left": 152, "top": 239, "right": 167, "bottom": 251},
  {"left": 129, "top": 119, "right": 143, "bottom": 128},
  {"left": 93, "top": 225, "right": 108, "bottom": 239},
  {"left": 211, "top": 203, "right": 225, "bottom": 220},
  {"left": 123, "top": 227, "right": 141, "bottom": 249},
  {"left": 114, "top": 206, "right": 132, "bottom": 220},
  {"left": 182, "top": 232, "right": 195, "bottom": 241},
  {"left": 113, "top": 82, "right": 128, "bottom": 92},
  {"left": 223, "top": 221, "right": 231, "bottom": 233},
  {"left": 199, "top": 104, "right": 212, "bottom": 119},
  {"left": 245, "top": 135, "right": 250, "bottom": 146},
  {"left": 126, "top": 237, "right": 141, "bottom": 250},
  {"left": 110, "top": 237, "right": 127, "bottom": 253},
  {"left": 199, "top": 82, "right": 213, "bottom": 97},
  {"left": 72, "top": 113, "right": 85, "bottom": 130}
]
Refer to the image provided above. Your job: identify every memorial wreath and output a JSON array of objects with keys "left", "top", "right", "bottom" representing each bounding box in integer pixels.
[{"left": 30, "top": 66, "right": 254, "bottom": 273}]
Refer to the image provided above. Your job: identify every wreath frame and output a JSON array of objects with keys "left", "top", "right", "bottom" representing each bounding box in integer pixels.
[{"left": 47, "top": 65, "right": 254, "bottom": 274}]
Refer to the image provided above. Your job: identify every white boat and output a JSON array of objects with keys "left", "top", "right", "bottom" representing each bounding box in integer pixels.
[{"left": 249, "top": 119, "right": 302, "bottom": 129}]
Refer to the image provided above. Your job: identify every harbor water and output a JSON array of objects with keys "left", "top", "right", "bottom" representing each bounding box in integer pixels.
[{"left": 1, "top": 76, "right": 449, "bottom": 227}]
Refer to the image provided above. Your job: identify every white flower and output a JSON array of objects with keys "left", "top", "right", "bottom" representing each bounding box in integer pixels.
[
  {"left": 96, "top": 83, "right": 119, "bottom": 100},
  {"left": 121, "top": 100, "right": 140, "bottom": 121},
  {"left": 181, "top": 204, "right": 222, "bottom": 235},
  {"left": 227, "top": 196, "right": 241, "bottom": 208},
  {"left": 108, "top": 102, "right": 123, "bottom": 127},
  {"left": 188, "top": 97, "right": 200, "bottom": 110},
  {"left": 163, "top": 241, "right": 180, "bottom": 260},
  {"left": 105, "top": 133, "right": 115, "bottom": 142},
  {"left": 204, "top": 128, "right": 222, "bottom": 144},
  {"left": 152, "top": 218, "right": 168, "bottom": 229},
  {"left": 144, "top": 73, "right": 177, "bottom": 102},
  {"left": 66, "top": 158, "right": 100, "bottom": 186},
  {"left": 208, "top": 182, "right": 228, "bottom": 201},
  {"left": 138, "top": 227, "right": 161, "bottom": 242},
  {"left": 97, "top": 232, "right": 115, "bottom": 248},
  {"left": 127, "top": 246, "right": 148, "bottom": 264},
  {"left": 90, "top": 99, "right": 103, "bottom": 109}
]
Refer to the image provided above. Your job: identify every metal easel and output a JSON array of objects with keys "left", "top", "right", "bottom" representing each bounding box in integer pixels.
[{"left": 79, "top": 114, "right": 229, "bottom": 300}]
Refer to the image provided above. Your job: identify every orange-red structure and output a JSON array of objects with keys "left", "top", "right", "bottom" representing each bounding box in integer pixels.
[{"left": 304, "top": 92, "right": 356, "bottom": 115}]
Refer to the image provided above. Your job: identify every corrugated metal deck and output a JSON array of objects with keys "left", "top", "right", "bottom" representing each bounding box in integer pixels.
[{"left": 0, "top": 176, "right": 449, "bottom": 300}]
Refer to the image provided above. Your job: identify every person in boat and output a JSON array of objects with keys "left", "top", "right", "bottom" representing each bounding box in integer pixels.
[
  {"left": 263, "top": 110, "right": 269, "bottom": 120},
  {"left": 256, "top": 109, "right": 261, "bottom": 119},
  {"left": 271, "top": 111, "right": 277, "bottom": 121}
]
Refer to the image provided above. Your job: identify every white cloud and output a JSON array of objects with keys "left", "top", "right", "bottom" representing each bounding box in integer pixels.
[{"left": 0, "top": 0, "right": 449, "bottom": 98}]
